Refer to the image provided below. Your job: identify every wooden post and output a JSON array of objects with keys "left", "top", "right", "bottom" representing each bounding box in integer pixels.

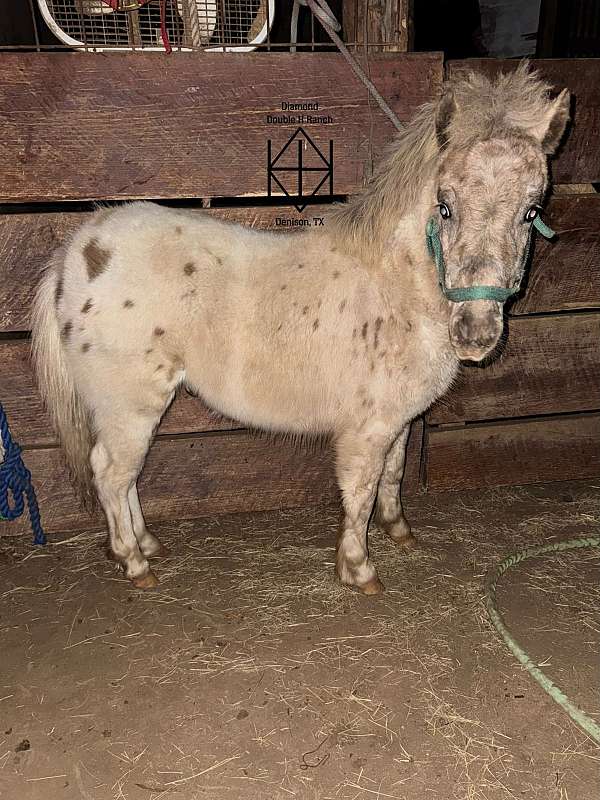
[{"left": 342, "top": 0, "right": 409, "bottom": 51}]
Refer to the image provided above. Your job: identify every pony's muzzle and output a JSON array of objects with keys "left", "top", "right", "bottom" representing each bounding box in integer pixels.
[{"left": 449, "top": 300, "right": 503, "bottom": 362}]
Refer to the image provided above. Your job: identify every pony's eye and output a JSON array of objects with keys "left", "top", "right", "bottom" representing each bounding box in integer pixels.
[
  {"left": 439, "top": 203, "right": 451, "bottom": 220},
  {"left": 524, "top": 206, "right": 539, "bottom": 222}
]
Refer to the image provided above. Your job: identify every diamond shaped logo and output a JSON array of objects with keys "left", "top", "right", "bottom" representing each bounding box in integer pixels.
[{"left": 268, "top": 128, "right": 334, "bottom": 212}]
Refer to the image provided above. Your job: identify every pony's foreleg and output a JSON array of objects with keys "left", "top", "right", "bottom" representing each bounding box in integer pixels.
[
  {"left": 373, "top": 425, "right": 416, "bottom": 547},
  {"left": 334, "top": 427, "right": 395, "bottom": 594},
  {"left": 90, "top": 419, "right": 157, "bottom": 589},
  {"left": 128, "top": 484, "right": 169, "bottom": 558}
]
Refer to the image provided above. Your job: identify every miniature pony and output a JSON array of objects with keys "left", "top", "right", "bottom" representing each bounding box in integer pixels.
[{"left": 32, "top": 64, "right": 569, "bottom": 593}]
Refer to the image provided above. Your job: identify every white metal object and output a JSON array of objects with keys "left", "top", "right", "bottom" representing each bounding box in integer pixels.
[{"left": 37, "top": 0, "right": 275, "bottom": 52}]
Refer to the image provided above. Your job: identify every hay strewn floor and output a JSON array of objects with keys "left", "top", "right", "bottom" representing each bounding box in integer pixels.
[{"left": 1, "top": 481, "right": 599, "bottom": 800}]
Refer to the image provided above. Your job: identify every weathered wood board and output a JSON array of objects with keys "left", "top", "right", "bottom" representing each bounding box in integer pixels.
[
  {"left": 0, "top": 420, "right": 423, "bottom": 537},
  {"left": 1, "top": 194, "right": 597, "bottom": 332},
  {"left": 5, "top": 311, "right": 598, "bottom": 445},
  {"left": 0, "top": 52, "right": 442, "bottom": 203},
  {"left": 510, "top": 194, "right": 600, "bottom": 315},
  {"left": 427, "top": 313, "right": 600, "bottom": 425},
  {"left": 0, "top": 339, "right": 238, "bottom": 447},
  {"left": 0, "top": 204, "right": 329, "bottom": 331},
  {"left": 446, "top": 59, "right": 600, "bottom": 184},
  {"left": 424, "top": 413, "right": 600, "bottom": 491}
]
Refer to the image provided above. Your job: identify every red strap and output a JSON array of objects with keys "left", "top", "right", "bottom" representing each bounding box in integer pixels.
[
  {"left": 101, "top": 0, "right": 172, "bottom": 53},
  {"left": 159, "top": 0, "right": 172, "bottom": 53}
]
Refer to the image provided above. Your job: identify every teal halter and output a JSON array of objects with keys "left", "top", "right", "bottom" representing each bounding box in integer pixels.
[{"left": 425, "top": 214, "right": 555, "bottom": 303}]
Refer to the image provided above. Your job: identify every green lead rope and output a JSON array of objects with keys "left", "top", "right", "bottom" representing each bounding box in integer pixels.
[
  {"left": 426, "top": 214, "right": 555, "bottom": 303},
  {"left": 485, "top": 536, "right": 600, "bottom": 744}
]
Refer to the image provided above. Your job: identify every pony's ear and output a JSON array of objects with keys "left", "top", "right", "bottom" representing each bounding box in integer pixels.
[
  {"left": 435, "top": 89, "right": 456, "bottom": 148},
  {"left": 531, "top": 89, "right": 571, "bottom": 154}
]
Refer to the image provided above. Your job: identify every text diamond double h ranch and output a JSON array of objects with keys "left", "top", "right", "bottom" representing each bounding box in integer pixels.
[{"left": 268, "top": 128, "right": 334, "bottom": 212}]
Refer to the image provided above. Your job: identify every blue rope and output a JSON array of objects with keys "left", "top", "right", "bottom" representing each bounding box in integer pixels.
[{"left": 0, "top": 402, "right": 46, "bottom": 545}]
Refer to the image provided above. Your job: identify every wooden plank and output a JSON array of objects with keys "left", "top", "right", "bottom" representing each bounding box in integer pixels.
[
  {"left": 446, "top": 59, "right": 600, "bottom": 183},
  {"left": 424, "top": 413, "right": 600, "bottom": 491},
  {"left": 0, "top": 52, "right": 442, "bottom": 203},
  {"left": 0, "top": 340, "right": 238, "bottom": 448},
  {"left": 0, "top": 204, "right": 332, "bottom": 332},
  {"left": 0, "top": 421, "right": 423, "bottom": 536},
  {"left": 428, "top": 313, "right": 600, "bottom": 425},
  {"left": 511, "top": 194, "right": 600, "bottom": 315},
  {"left": 2, "top": 192, "right": 598, "bottom": 332},
  {"left": 343, "top": 1, "right": 409, "bottom": 51}
]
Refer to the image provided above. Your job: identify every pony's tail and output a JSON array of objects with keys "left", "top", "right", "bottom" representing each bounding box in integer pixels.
[{"left": 31, "top": 260, "right": 96, "bottom": 509}]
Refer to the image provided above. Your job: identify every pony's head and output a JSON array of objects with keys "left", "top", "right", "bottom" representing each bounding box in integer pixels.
[{"left": 433, "top": 65, "right": 570, "bottom": 361}]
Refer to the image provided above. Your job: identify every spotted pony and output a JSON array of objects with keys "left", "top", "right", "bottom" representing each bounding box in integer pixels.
[{"left": 32, "top": 64, "right": 569, "bottom": 592}]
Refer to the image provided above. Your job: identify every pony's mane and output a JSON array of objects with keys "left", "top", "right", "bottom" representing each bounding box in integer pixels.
[
  {"left": 328, "top": 62, "right": 556, "bottom": 262},
  {"left": 328, "top": 100, "right": 438, "bottom": 262}
]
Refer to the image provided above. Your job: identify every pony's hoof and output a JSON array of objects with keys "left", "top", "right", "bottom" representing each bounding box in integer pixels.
[
  {"left": 357, "top": 576, "right": 385, "bottom": 595},
  {"left": 377, "top": 517, "right": 416, "bottom": 548},
  {"left": 132, "top": 570, "right": 159, "bottom": 589},
  {"left": 390, "top": 531, "right": 418, "bottom": 549}
]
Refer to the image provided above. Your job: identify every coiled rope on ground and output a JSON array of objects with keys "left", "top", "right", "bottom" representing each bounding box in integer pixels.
[{"left": 485, "top": 536, "right": 600, "bottom": 744}]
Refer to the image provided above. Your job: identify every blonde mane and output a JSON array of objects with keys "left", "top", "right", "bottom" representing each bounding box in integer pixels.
[{"left": 328, "top": 101, "right": 438, "bottom": 262}]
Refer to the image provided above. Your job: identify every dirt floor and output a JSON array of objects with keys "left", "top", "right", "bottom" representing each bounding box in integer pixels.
[{"left": 0, "top": 480, "right": 598, "bottom": 800}]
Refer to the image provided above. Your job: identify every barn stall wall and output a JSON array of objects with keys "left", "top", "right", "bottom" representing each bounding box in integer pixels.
[{"left": 0, "top": 52, "right": 598, "bottom": 538}]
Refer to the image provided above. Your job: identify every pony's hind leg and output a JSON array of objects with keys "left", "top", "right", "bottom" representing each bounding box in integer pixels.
[
  {"left": 335, "top": 425, "right": 396, "bottom": 595},
  {"left": 373, "top": 425, "right": 416, "bottom": 547},
  {"left": 128, "top": 483, "right": 169, "bottom": 558},
  {"left": 91, "top": 412, "right": 161, "bottom": 588}
]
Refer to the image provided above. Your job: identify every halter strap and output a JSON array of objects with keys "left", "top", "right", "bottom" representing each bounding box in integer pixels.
[{"left": 425, "top": 215, "right": 555, "bottom": 304}]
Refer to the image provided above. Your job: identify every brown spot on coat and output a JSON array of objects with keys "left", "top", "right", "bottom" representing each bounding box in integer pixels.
[
  {"left": 61, "top": 320, "right": 72, "bottom": 341},
  {"left": 332, "top": 270, "right": 340, "bottom": 279},
  {"left": 406, "top": 320, "right": 413, "bottom": 331},
  {"left": 280, "top": 284, "right": 287, "bottom": 291},
  {"left": 83, "top": 238, "right": 111, "bottom": 280},
  {"left": 55, "top": 278, "right": 64, "bottom": 306},
  {"left": 81, "top": 298, "right": 93, "bottom": 314},
  {"left": 123, "top": 299, "right": 134, "bottom": 308},
  {"left": 145, "top": 348, "right": 153, "bottom": 355},
  {"left": 297, "top": 263, "right": 304, "bottom": 269},
  {"left": 361, "top": 322, "right": 368, "bottom": 340},
  {"left": 339, "top": 299, "right": 347, "bottom": 313},
  {"left": 184, "top": 262, "right": 196, "bottom": 276},
  {"left": 155, "top": 364, "right": 164, "bottom": 372},
  {"left": 154, "top": 327, "right": 165, "bottom": 337},
  {"left": 352, "top": 327, "right": 357, "bottom": 339},
  {"left": 81, "top": 342, "right": 91, "bottom": 353},
  {"left": 302, "top": 306, "right": 309, "bottom": 315},
  {"left": 175, "top": 226, "right": 182, "bottom": 235},
  {"left": 313, "top": 318, "right": 319, "bottom": 331},
  {"left": 373, "top": 317, "right": 383, "bottom": 349}
]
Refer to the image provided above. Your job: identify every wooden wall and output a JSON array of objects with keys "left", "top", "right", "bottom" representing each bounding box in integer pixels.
[
  {"left": 0, "top": 52, "right": 436, "bottom": 536},
  {"left": 0, "top": 53, "right": 598, "bottom": 538}
]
